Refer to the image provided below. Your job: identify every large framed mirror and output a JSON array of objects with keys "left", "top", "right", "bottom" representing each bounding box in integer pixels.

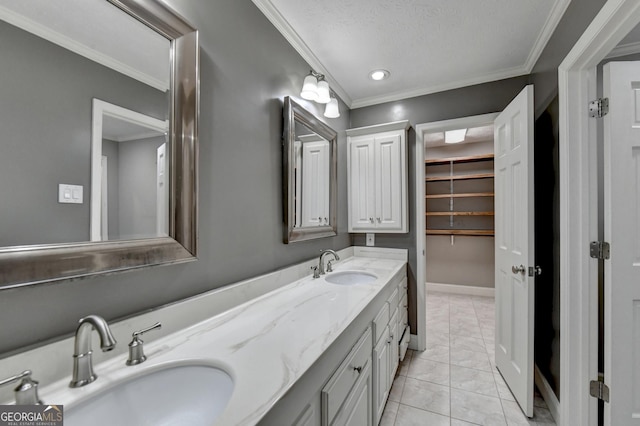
[
  {"left": 283, "top": 97, "right": 337, "bottom": 243},
  {"left": 0, "top": 0, "right": 199, "bottom": 288}
]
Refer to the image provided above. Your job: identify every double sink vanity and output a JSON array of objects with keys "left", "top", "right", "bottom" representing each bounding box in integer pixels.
[{"left": 0, "top": 247, "right": 408, "bottom": 426}]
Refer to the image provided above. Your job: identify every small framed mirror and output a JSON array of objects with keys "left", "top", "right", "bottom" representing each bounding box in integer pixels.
[{"left": 283, "top": 97, "right": 337, "bottom": 243}]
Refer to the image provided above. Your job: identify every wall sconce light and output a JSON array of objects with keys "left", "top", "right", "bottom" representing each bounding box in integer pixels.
[{"left": 300, "top": 70, "right": 340, "bottom": 118}]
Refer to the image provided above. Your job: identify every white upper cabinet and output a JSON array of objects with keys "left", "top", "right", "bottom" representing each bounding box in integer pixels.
[{"left": 347, "top": 121, "right": 410, "bottom": 233}]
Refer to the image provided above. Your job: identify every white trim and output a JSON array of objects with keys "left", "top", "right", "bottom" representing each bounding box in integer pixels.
[
  {"left": 534, "top": 364, "right": 560, "bottom": 424},
  {"left": 523, "top": 0, "right": 572, "bottom": 72},
  {"left": 558, "top": 1, "right": 640, "bottom": 425},
  {"left": 408, "top": 334, "right": 419, "bottom": 351},
  {"left": 414, "top": 112, "right": 499, "bottom": 353},
  {"left": 426, "top": 282, "right": 495, "bottom": 298},
  {"left": 605, "top": 40, "right": 640, "bottom": 59},
  {"left": 345, "top": 120, "right": 411, "bottom": 137},
  {"left": 249, "top": 0, "right": 351, "bottom": 107},
  {"left": 0, "top": 5, "right": 169, "bottom": 92},
  {"left": 351, "top": 67, "right": 529, "bottom": 109}
]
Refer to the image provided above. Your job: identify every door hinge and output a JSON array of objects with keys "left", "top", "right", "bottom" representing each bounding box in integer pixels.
[
  {"left": 590, "top": 379, "right": 610, "bottom": 403},
  {"left": 589, "top": 98, "right": 609, "bottom": 118},
  {"left": 590, "top": 241, "right": 610, "bottom": 260}
]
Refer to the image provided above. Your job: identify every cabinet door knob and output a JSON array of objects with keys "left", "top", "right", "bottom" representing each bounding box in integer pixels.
[
  {"left": 377, "top": 217, "right": 381, "bottom": 223},
  {"left": 369, "top": 217, "right": 374, "bottom": 223},
  {"left": 353, "top": 366, "right": 362, "bottom": 374}
]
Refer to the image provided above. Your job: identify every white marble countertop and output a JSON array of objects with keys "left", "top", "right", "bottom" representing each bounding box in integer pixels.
[{"left": 36, "top": 255, "right": 406, "bottom": 426}]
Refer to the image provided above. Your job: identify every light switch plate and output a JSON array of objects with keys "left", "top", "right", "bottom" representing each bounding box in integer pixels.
[
  {"left": 366, "top": 233, "right": 375, "bottom": 246},
  {"left": 58, "top": 184, "right": 83, "bottom": 204}
]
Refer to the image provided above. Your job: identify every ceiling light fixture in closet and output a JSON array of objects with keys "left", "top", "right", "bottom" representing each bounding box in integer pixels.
[
  {"left": 368, "top": 69, "right": 390, "bottom": 81},
  {"left": 300, "top": 70, "right": 340, "bottom": 118},
  {"left": 445, "top": 128, "right": 467, "bottom": 144}
]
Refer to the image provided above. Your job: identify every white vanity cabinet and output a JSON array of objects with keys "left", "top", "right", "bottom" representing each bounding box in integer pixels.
[
  {"left": 347, "top": 121, "right": 410, "bottom": 233},
  {"left": 257, "top": 264, "right": 407, "bottom": 426}
]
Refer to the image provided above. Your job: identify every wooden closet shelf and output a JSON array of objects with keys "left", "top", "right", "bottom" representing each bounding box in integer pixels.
[
  {"left": 426, "top": 172, "right": 494, "bottom": 182},
  {"left": 426, "top": 211, "right": 494, "bottom": 217},
  {"left": 426, "top": 229, "right": 495, "bottom": 236},
  {"left": 425, "top": 153, "right": 494, "bottom": 165},
  {"left": 426, "top": 192, "right": 494, "bottom": 199}
]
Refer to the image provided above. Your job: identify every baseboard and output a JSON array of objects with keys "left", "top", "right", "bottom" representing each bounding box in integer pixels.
[
  {"left": 534, "top": 364, "right": 560, "bottom": 424},
  {"left": 426, "top": 282, "right": 495, "bottom": 298},
  {"left": 408, "top": 333, "right": 418, "bottom": 350}
]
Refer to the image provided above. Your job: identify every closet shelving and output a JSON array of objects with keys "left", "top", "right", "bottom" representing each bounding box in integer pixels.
[{"left": 425, "top": 153, "right": 494, "bottom": 236}]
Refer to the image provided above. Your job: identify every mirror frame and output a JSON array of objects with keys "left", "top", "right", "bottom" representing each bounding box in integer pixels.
[
  {"left": 283, "top": 96, "right": 337, "bottom": 243},
  {"left": 0, "top": 0, "right": 199, "bottom": 289}
]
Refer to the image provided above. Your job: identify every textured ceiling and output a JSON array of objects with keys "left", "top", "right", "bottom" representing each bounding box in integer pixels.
[{"left": 253, "top": 0, "right": 570, "bottom": 108}]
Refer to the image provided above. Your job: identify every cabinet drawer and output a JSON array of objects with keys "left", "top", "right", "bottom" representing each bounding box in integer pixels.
[
  {"left": 398, "top": 277, "right": 408, "bottom": 295},
  {"left": 322, "top": 327, "right": 372, "bottom": 425},
  {"left": 373, "top": 303, "right": 390, "bottom": 344},
  {"left": 400, "top": 306, "right": 408, "bottom": 331},
  {"left": 399, "top": 325, "right": 410, "bottom": 361},
  {"left": 398, "top": 292, "right": 408, "bottom": 315},
  {"left": 387, "top": 287, "right": 399, "bottom": 314}
]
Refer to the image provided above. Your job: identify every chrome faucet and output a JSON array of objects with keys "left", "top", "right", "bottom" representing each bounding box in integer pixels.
[
  {"left": 318, "top": 249, "right": 340, "bottom": 275},
  {"left": 69, "top": 315, "right": 117, "bottom": 388}
]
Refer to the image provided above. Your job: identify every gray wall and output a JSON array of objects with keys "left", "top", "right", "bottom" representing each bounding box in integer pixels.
[
  {"left": 0, "top": 0, "right": 351, "bottom": 355},
  {"left": 117, "top": 136, "right": 165, "bottom": 239},
  {"left": 0, "top": 19, "right": 166, "bottom": 247}
]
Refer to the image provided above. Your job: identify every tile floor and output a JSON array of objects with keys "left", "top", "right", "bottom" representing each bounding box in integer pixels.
[{"left": 379, "top": 292, "right": 557, "bottom": 426}]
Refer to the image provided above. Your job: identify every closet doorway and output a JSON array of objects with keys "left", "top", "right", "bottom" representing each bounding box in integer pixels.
[{"left": 415, "top": 113, "right": 499, "bottom": 353}]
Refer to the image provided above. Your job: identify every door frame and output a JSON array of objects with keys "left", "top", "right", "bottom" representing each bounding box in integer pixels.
[
  {"left": 414, "top": 113, "right": 499, "bottom": 352},
  {"left": 559, "top": 1, "right": 640, "bottom": 425}
]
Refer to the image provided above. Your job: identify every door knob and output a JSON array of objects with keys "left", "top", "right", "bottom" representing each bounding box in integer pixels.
[{"left": 512, "top": 264, "right": 526, "bottom": 274}]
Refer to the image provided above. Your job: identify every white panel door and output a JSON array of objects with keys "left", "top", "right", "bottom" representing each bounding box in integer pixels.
[
  {"left": 349, "top": 137, "right": 376, "bottom": 231},
  {"left": 375, "top": 134, "right": 403, "bottom": 231},
  {"left": 301, "top": 140, "right": 330, "bottom": 227},
  {"left": 603, "top": 61, "right": 640, "bottom": 426},
  {"left": 494, "top": 84, "right": 535, "bottom": 417}
]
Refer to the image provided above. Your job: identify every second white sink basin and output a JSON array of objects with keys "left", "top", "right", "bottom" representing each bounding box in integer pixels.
[
  {"left": 324, "top": 271, "right": 377, "bottom": 285},
  {"left": 65, "top": 365, "right": 233, "bottom": 426}
]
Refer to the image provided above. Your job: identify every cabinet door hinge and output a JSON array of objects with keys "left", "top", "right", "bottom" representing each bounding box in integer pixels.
[
  {"left": 590, "top": 378, "right": 610, "bottom": 403},
  {"left": 590, "top": 241, "right": 610, "bottom": 260},
  {"left": 589, "top": 98, "right": 609, "bottom": 118}
]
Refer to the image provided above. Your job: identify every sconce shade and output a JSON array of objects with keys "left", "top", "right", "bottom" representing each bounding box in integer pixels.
[
  {"left": 316, "top": 80, "right": 331, "bottom": 104},
  {"left": 324, "top": 97, "right": 340, "bottom": 118},
  {"left": 300, "top": 74, "right": 318, "bottom": 101}
]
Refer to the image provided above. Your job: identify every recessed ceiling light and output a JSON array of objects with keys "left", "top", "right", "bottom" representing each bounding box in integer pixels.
[{"left": 369, "top": 69, "right": 390, "bottom": 81}]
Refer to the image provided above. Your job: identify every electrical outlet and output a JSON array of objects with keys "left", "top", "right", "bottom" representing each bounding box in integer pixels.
[{"left": 366, "top": 233, "right": 375, "bottom": 246}]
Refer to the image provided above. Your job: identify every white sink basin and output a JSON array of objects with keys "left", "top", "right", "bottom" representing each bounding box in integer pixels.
[
  {"left": 324, "top": 270, "right": 377, "bottom": 285},
  {"left": 65, "top": 365, "right": 233, "bottom": 426}
]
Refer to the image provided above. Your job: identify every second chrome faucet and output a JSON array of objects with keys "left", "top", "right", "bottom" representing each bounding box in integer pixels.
[{"left": 318, "top": 249, "right": 340, "bottom": 275}]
